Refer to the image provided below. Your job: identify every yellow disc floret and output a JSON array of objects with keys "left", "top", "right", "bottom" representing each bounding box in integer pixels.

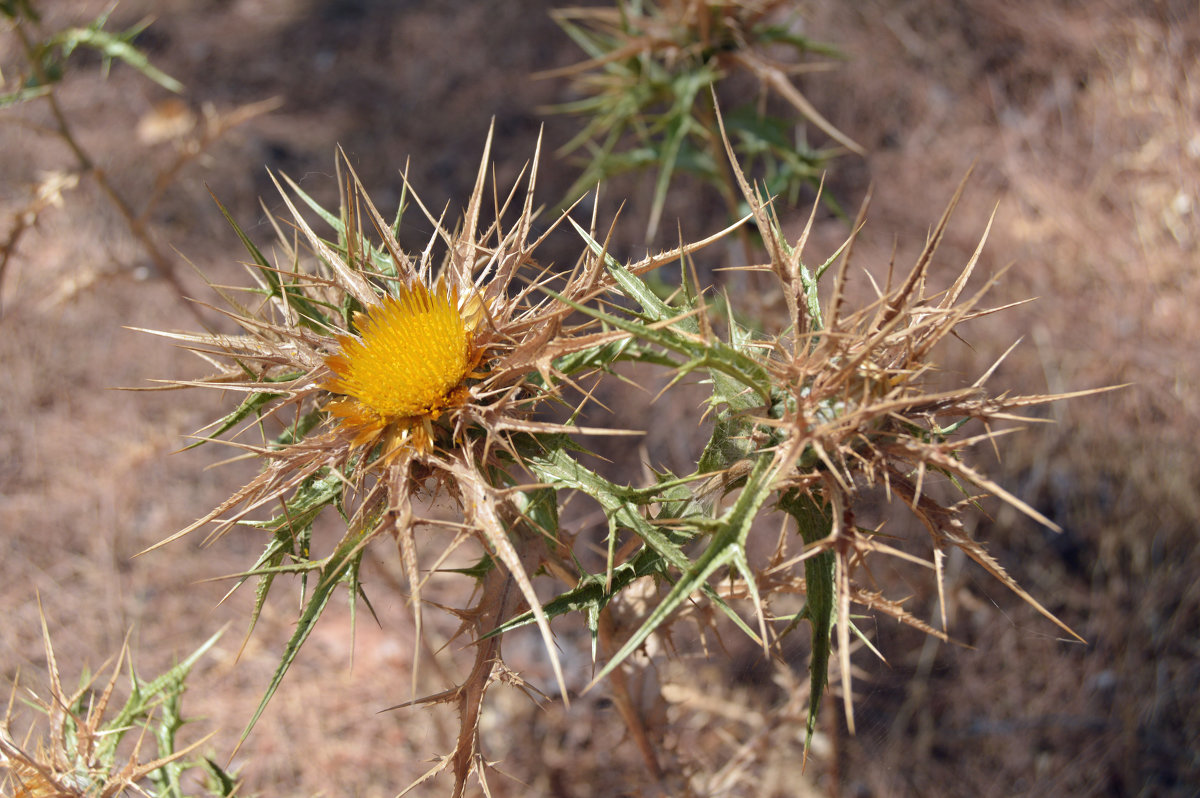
[{"left": 322, "top": 279, "right": 475, "bottom": 456}]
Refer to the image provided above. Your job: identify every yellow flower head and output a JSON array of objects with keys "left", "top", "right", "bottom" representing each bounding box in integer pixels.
[{"left": 322, "top": 278, "right": 482, "bottom": 458}]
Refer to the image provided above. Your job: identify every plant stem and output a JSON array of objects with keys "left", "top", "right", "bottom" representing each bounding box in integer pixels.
[{"left": 12, "top": 19, "right": 208, "bottom": 326}]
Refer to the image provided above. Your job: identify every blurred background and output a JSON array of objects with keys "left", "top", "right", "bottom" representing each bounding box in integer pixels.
[{"left": 1, "top": 1, "right": 1196, "bottom": 795}]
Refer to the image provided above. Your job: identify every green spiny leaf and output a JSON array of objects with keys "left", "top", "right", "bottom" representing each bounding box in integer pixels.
[
  {"left": 285, "top": 177, "right": 397, "bottom": 279},
  {"left": 274, "top": 407, "right": 325, "bottom": 448},
  {"left": 48, "top": 22, "right": 182, "bottom": 92},
  {"left": 524, "top": 443, "right": 760, "bottom": 644},
  {"left": 209, "top": 190, "right": 333, "bottom": 331},
  {"left": 486, "top": 544, "right": 669, "bottom": 640},
  {"left": 236, "top": 524, "right": 368, "bottom": 752},
  {"left": 182, "top": 388, "right": 288, "bottom": 452},
  {"left": 232, "top": 469, "right": 342, "bottom": 644},
  {"left": 152, "top": 686, "right": 187, "bottom": 798},
  {"left": 97, "top": 628, "right": 224, "bottom": 764},
  {"left": 561, "top": 221, "right": 774, "bottom": 405},
  {"left": 202, "top": 758, "right": 240, "bottom": 796},
  {"left": 590, "top": 453, "right": 778, "bottom": 686}
]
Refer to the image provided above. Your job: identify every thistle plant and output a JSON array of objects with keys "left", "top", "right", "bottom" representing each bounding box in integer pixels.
[
  {"left": 544, "top": 0, "right": 863, "bottom": 241},
  {"left": 143, "top": 116, "right": 1098, "bottom": 794},
  {"left": 0, "top": 610, "right": 232, "bottom": 797},
  {"left": 142, "top": 128, "right": 675, "bottom": 793}
]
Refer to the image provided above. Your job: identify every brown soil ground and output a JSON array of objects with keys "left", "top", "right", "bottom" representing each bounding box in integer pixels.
[{"left": 2, "top": 1, "right": 1197, "bottom": 796}]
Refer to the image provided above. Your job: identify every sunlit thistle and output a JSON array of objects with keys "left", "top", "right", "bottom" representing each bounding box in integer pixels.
[{"left": 139, "top": 134, "right": 639, "bottom": 793}]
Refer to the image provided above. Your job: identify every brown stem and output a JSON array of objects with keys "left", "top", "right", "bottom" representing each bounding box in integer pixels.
[
  {"left": 12, "top": 20, "right": 208, "bottom": 326},
  {"left": 451, "top": 564, "right": 520, "bottom": 797},
  {"left": 598, "top": 605, "right": 665, "bottom": 782},
  {"left": 0, "top": 207, "right": 33, "bottom": 320}
]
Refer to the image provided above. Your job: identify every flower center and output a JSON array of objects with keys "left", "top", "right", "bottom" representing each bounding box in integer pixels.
[{"left": 325, "top": 281, "right": 471, "bottom": 419}]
